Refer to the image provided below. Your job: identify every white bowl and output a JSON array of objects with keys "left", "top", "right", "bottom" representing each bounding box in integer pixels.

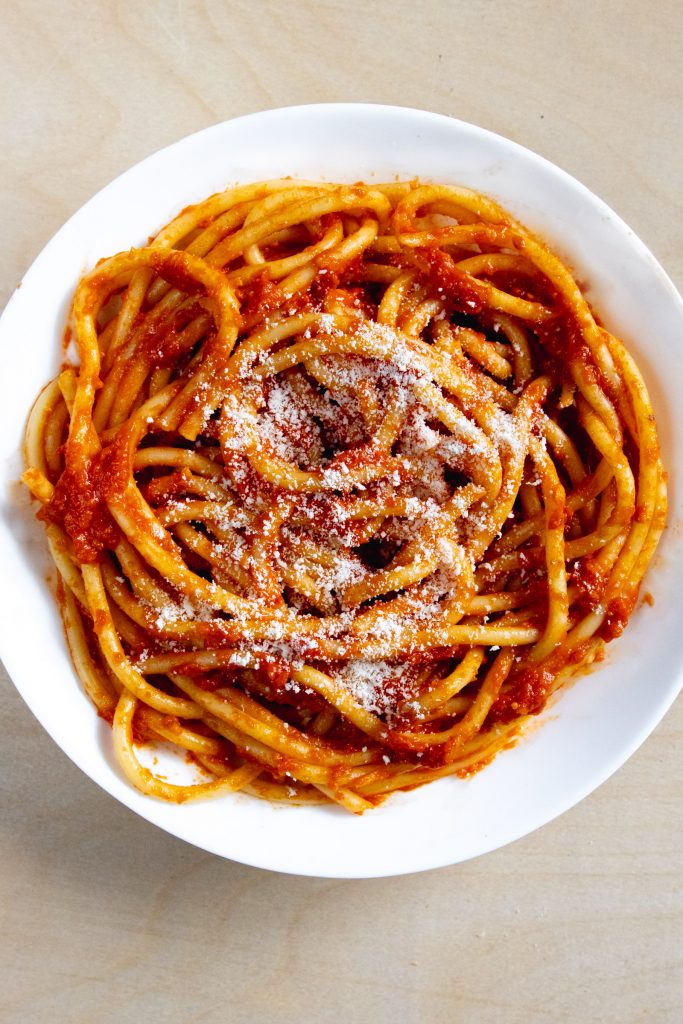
[{"left": 1, "top": 104, "right": 681, "bottom": 878}]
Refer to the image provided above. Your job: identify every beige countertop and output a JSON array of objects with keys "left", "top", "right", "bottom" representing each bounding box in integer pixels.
[{"left": 1, "top": 2, "right": 682, "bottom": 1021}]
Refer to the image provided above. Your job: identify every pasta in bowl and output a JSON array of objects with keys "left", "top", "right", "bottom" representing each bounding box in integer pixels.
[
  {"left": 21, "top": 177, "right": 666, "bottom": 814},
  {"left": 1, "top": 104, "right": 680, "bottom": 876}
]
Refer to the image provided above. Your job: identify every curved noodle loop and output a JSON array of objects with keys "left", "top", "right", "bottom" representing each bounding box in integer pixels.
[{"left": 22, "top": 179, "right": 666, "bottom": 812}]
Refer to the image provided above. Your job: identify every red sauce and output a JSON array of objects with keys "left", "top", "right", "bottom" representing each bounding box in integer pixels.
[
  {"left": 137, "top": 301, "right": 207, "bottom": 369},
  {"left": 598, "top": 590, "right": 639, "bottom": 641},
  {"left": 417, "top": 246, "right": 486, "bottom": 314},
  {"left": 42, "top": 421, "right": 150, "bottom": 563},
  {"left": 41, "top": 457, "right": 119, "bottom": 563},
  {"left": 221, "top": 450, "right": 282, "bottom": 505},
  {"left": 149, "top": 250, "right": 206, "bottom": 295},
  {"left": 238, "top": 274, "right": 286, "bottom": 326},
  {"left": 535, "top": 315, "right": 593, "bottom": 369},
  {"left": 308, "top": 269, "right": 340, "bottom": 310},
  {"left": 634, "top": 502, "right": 651, "bottom": 524},
  {"left": 318, "top": 251, "right": 366, "bottom": 280},
  {"left": 142, "top": 467, "right": 193, "bottom": 504},
  {"left": 488, "top": 638, "right": 597, "bottom": 724},
  {"left": 488, "top": 664, "right": 555, "bottom": 723},
  {"left": 92, "top": 610, "right": 108, "bottom": 632},
  {"left": 571, "top": 557, "right": 607, "bottom": 614},
  {"left": 308, "top": 212, "right": 341, "bottom": 242},
  {"left": 131, "top": 715, "right": 154, "bottom": 745}
]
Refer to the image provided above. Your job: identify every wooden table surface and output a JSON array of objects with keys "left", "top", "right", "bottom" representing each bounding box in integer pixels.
[{"left": 2, "top": 2, "right": 682, "bottom": 1021}]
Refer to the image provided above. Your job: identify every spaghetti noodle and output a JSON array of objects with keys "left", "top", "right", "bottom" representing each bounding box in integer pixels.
[{"left": 22, "top": 179, "right": 666, "bottom": 813}]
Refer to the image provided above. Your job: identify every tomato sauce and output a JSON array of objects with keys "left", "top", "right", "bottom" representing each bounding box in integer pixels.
[
  {"left": 41, "top": 457, "right": 119, "bottom": 563},
  {"left": 488, "top": 663, "right": 555, "bottom": 723},
  {"left": 598, "top": 590, "right": 639, "bottom": 641},
  {"left": 417, "top": 246, "right": 486, "bottom": 314}
]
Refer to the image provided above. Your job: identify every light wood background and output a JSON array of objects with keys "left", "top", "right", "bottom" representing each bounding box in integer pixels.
[{"left": 1, "top": 2, "right": 682, "bottom": 1022}]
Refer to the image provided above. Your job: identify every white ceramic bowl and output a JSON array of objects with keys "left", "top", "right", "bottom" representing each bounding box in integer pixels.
[{"left": 1, "top": 104, "right": 681, "bottom": 878}]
